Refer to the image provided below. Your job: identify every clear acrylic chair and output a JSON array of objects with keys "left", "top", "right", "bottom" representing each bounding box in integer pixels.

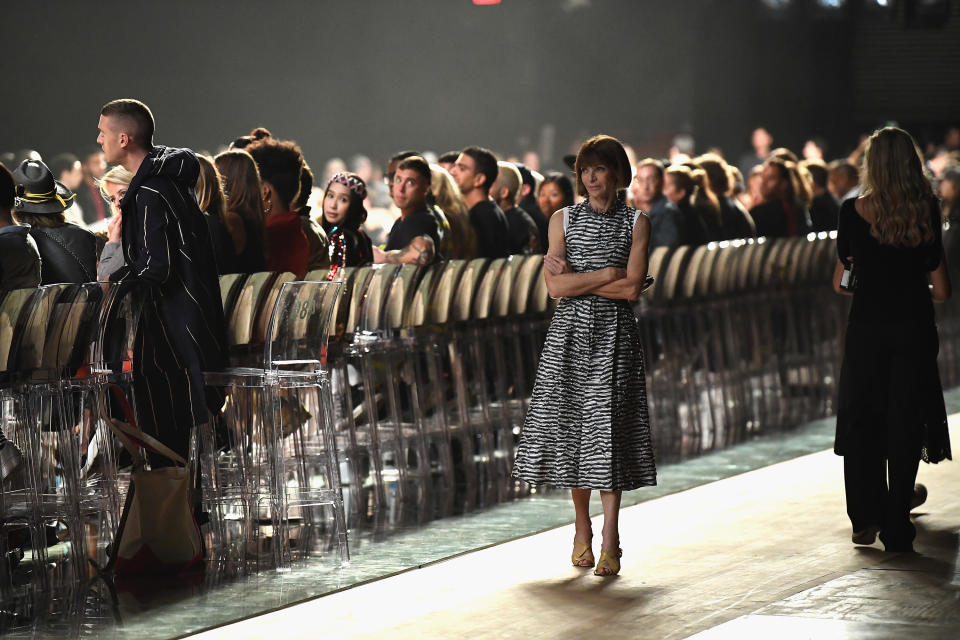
[
  {"left": 206, "top": 280, "right": 347, "bottom": 570},
  {"left": 0, "top": 286, "right": 42, "bottom": 591}
]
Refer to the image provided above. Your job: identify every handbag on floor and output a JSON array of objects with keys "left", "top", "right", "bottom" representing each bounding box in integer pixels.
[{"left": 97, "top": 384, "right": 202, "bottom": 575}]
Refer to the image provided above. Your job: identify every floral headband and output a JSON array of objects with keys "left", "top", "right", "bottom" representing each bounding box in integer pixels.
[{"left": 328, "top": 172, "right": 367, "bottom": 200}]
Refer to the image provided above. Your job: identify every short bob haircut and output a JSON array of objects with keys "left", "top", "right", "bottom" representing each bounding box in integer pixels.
[{"left": 573, "top": 135, "right": 632, "bottom": 197}]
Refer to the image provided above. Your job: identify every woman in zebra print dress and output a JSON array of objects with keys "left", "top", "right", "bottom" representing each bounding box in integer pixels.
[{"left": 513, "top": 135, "right": 656, "bottom": 576}]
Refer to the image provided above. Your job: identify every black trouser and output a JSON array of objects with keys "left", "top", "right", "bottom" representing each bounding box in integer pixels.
[{"left": 843, "top": 447, "right": 920, "bottom": 550}]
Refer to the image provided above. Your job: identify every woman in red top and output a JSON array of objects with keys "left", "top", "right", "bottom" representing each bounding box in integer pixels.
[{"left": 245, "top": 137, "right": 310, "bottom": 277}]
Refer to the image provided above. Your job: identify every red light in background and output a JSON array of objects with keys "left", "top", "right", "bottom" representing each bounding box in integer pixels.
[{"left": 473, "top": 0, "right": 502, "bottom": 5}]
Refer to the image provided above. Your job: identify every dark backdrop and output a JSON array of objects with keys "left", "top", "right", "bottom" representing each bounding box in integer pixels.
[{"left": 0, "top": 0, "right": 957, "bottom": 171}]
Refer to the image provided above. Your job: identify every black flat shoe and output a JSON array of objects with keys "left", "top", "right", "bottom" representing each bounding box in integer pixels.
[{"left": 852, "top": 525, "right": 881, "bottom": 545}]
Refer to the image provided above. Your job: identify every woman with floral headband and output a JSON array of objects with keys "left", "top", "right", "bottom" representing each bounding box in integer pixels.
[{"left": 321, "top": 171, "right": 373, "bottom": 279}]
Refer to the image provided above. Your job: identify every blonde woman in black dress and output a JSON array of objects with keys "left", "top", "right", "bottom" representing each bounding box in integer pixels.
[
  {"left": 513, "top": 135, "right": 656, "bottom": 576},
  {"left": 833, "top": 127, "right": 951, "bottom": 552}
]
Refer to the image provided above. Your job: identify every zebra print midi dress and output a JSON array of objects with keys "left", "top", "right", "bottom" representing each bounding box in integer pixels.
[{"left": 512, "top": 198, "right": 657, "bottom": 491}]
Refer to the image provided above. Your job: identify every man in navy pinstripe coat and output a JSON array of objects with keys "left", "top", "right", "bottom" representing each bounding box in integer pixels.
[{"left": 97, "top": 99, "right": 226, "bottom": 464}]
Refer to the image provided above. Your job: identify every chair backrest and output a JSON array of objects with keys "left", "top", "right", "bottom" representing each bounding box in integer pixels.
[
  {"left": 510, "top": 254, "right": 544, "bottom": 316},
  {"left": 253, "top": 272, "right": 296, "bottom": 343},
  {"left": 695, "top": 243, "right": 722, "bottom": 298},
  {"left": 473, "top": 257, "right": 507, "bottom": 320},
  {"left": 407, "top": 262, "right": 444, "bottom": 328},
  {"left": 227, "top": 271, "right": 278, "bottom": 347},
  {"left": 92, "top": 281, "right": 143, "bottom": 375},
  {"left": 264, "top": 280, "right": 342, "bottom": 373},
  {"left": 48, "top": 283, "right": 105, "bottom": 376},
  {"left": 492, "top": 255, "right": 525, "bottom": 318},
  {"left": 354, "top": 264, "right": 399, "bottom": 337},
  {"left": 384, "top": 265, "right": 421, "bottom": 331},
  {"left": 710, "top": 243, "right": 738, "bottom": 296},
  {"left": 343, "top": 265, "right": 374, "bottom": 336},
  {"left": 0, "top": 287, "right": 39, "bottom": 378},
  {"left": 429, "top": 260, "right": 466, "bottom": 324},
  {"left": 304, "top": 268, "right": 331, "bottom": 282},
  {"left": 219, "top": 273, "right": 247, "bottom": 316},
  {"left": 451, "top": 258, "right": 490, "bottom": 322},
  {"left": 657, "top": 245, "right": 691, "bottom": 302},
  {"left": 19, "top": 284, "right": 73, "bottom": 373},
  {"left": 681, "top": 245, "right": 709, "bottom": 299},
  {"left": 646, "top": 246, "right": 672, "bottom": 299},
  {"left": 528, "top": 260, "right": 550, "bottom": 314},
  {"left": 734, "top": 241, "right": 759, "bottom": 291},
  {"left": 761, "top": 239, "right": 791, "bottom": 288}
]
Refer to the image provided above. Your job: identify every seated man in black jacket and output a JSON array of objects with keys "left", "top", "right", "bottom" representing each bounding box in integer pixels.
[
  {"left": 375, "top": 155, "right": 440, "bottom": 265},
  {"left": 12, "top": 159, "right": 97, "bottom": 284},
  {"left": 450, "top": 146, "right": 511, "bottom": 258},
  {"left": 491, "top": 161, "right": 539, "bottom": 255}
]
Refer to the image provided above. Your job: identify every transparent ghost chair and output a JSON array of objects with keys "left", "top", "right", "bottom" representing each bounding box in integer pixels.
[
  {"left": 485, "top": 255, "right": 535, "bottom": 498},
  {"left": 205, "top": 280, "right": 347, "bottom": 570},
  {"left": 0, "top": 287, "right": 42, "bottom": 591},
  {"left": 351, "top": 264, "right": 435, "bottom": 522},
  {"left": 412, "top": 260, "right": 474, "bottom": 512},
  {"left": 461, "top": 257, "right": 509, "bottom": 504},
  {"left": 326, "top": 266, "right": 378, "bottom": 524},
  {"left": 443, "top": 257, "right": 492, "bottom": 508},
  {"left": 5, "top": 284, "right": 97, "bottom": 584},
  {"left": 393, "top": 261, "right": 453, "bottom": 517}
]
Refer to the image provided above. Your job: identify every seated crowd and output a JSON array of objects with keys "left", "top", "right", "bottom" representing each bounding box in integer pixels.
[{"left": 2, "top": 124, "right": 959, "bottom": 292}]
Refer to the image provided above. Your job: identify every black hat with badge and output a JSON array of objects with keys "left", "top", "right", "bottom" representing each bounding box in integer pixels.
[{"left": 12, "top": 159, "right": 76, "bottom": 214}]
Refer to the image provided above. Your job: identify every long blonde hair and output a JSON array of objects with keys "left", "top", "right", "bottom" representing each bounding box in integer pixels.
[
  {"left": 430, "top": 163, "right": 477, "bottom": 259},
  {"left": 861, "top": 127, "right": 935, "bottom": 247}
]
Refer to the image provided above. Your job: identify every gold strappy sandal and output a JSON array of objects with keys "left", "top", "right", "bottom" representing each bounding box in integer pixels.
[
  {"left": 571, "top": 539, "right": 595, "bottom": 568},
  {"left": 594, "top": 548, "right": 622, "bottom": 576}
]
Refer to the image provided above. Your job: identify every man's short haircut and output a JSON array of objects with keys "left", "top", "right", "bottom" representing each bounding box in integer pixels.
[
  {"left": 390, "top": 150, "right": 420, "bottom": 165},
  {"left": 246, "top": 137, "right": 305, "bottom": 208},
  {"left": 50, "top": 153, "right": 80, "bottom": 178},
  {"left": 636, "top": 157, "right": 665, "bottom": 181},
  {"left": 0, "top": 162, "right": 15, "bottom": 213},
  {"left": 515, "top": 162, "right": 536, "bottom": 189},
  {"left": 396, "top": 155, "right": 431, "bottom": 184},
  {"left": 460, "top": 146, "right": 498, "bottom": 192},
  {"left": 801, "top": 159, "right": 829, "bottom": 189},
  {"left": 438, "top": 151, "right": 459, "bottom": 165},
  {"left": 100, "top": 99, "right": 155, "bottom": 149},
  {"left": 495, "top": 161, "right": 522, "bottom": 201},
  {"left": 574, "top": 135, "right": 632, "bottom": 197},
  {"left": 827, "top": 159, "right": 860, "bottom": 184}
]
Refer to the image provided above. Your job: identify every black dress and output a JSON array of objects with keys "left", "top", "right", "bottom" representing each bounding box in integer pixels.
[
  {"left": 233, "top": 216, "right": 266, "bottom": 274},
  {"left": 835, "top": 197, "right": 950, "bottom": 548}
]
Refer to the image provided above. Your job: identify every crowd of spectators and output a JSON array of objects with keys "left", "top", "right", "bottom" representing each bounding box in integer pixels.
[{"left": 2, "top": 123, "right": 959, "bottom": 292}]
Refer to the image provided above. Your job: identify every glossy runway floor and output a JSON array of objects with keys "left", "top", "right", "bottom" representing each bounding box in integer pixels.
[{"left": 187, "top": 420, "right": 960, "bottom": 640}]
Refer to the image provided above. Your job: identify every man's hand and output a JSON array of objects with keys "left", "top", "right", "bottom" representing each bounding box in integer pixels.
[{"left": 373, "top": 235, "right": 435, "bottom": 265}]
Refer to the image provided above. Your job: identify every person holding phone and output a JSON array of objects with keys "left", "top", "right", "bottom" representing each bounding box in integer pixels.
[{"left": 833, "top": 127, "right": 952, "bottom": 553}]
